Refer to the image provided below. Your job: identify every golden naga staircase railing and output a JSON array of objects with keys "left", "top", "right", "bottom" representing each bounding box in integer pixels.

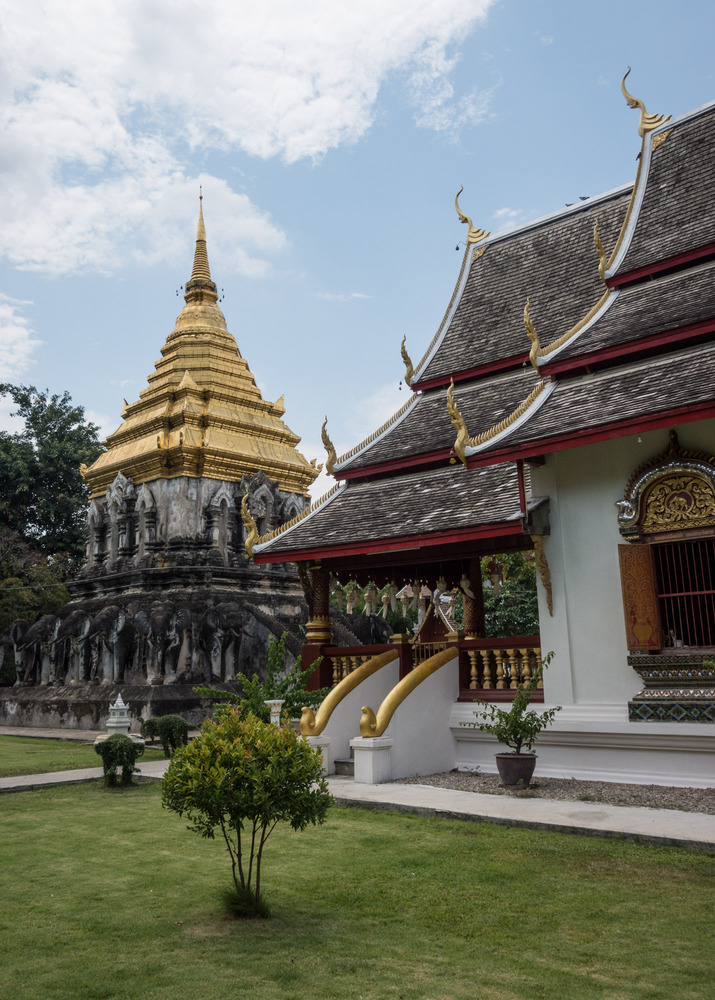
[
  {"left": 359, "top": 647, "right": 458, "bottom": 738},
  {"left": 300, "top": 649, "right": 398, "bottom": 737}
]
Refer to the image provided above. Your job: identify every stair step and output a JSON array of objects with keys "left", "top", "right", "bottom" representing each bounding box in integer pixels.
[{"left": 333, "top": 757, "right": 355, "bottom": 777}]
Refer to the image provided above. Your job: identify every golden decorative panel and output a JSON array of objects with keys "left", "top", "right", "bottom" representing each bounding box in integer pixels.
[
  {"left": 616, "top": 430, "right": 715, "bottom": 540},
  {"left": 641, "top": 474, "right": 715, "bottom": 535}
]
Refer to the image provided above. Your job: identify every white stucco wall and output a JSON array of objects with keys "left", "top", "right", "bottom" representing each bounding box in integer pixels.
[{"left": 530, "top": 418, "right": 715, "bottom": 708}]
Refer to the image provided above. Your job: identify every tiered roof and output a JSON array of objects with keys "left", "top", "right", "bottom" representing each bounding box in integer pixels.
[
  {"left": 84, "top": 199, "right": 318, "bottom": 499},
  {"left": 254, "top": 82, "right": 715, "bottom": 570}
]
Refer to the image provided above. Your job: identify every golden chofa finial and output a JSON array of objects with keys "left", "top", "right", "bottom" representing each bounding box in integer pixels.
[
  {"left": 241, "top": 494, "right": 259, "bottom": 559},
  {"left": 621, "top": 67, "right": 671, "bottom": 138},
  {"left": 523, "top": 299, "right": 541, "bottom": 373},
  {"left": 446, "top": 378, "right": 468, "bottom": 467},
  {"left": 321, "top": 417, "right": 337, "bottom": 477},
  {"left": 593, "top": 219, "right": 607, "bottom": 284},
  {"left": 454, "top": 186, "right": 490, "bottom": 246},
  {"left": 400, "top": 336, "right": 414, "bottom": 387}
]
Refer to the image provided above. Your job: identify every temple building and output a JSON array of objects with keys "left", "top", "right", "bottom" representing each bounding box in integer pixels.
[
  {"left": 249, "top": 76, "right": 715, "bottom": 786},
  {"left": 3, "top": 200, "right": 320, "bottom": 728}
]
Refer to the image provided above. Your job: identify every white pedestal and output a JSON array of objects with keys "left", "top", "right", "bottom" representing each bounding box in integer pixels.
[
  {"left": 306, "top": 735, "right": 331, "bottom": 775},
  {"left": 350, "top": 737, "right": 394, "bottom": 784}
]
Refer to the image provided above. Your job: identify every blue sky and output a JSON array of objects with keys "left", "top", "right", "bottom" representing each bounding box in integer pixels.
[{"left": 1, "top": 0, "right": 713, "bottom": 497}]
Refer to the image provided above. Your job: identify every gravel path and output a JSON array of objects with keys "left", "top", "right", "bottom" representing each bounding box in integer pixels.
[{"left": 399, "top": 770, "right": 715, "bottom": 814}]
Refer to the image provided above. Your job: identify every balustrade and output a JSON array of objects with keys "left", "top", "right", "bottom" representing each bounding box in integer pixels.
[
  {"left": 318, "top": 637, "right": 542, "bottom": 699},
  {"left": 459, "top": 637, "right": 541, "bottom": 701}
]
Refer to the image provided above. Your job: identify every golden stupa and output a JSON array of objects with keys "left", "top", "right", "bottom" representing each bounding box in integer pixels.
[{"left": 84, "top": 198, "right": 318, "bottom": 498}]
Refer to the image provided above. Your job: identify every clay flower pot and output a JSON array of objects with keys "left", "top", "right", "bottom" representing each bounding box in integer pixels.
[{"left": 495, "top": 753, "right": 537, "bottom": 787}]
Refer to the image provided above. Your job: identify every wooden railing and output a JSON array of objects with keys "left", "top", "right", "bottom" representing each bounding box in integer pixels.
[
  {"left": 309, "top": 636, "right": 542, "bottom": 702},
  {"left": 458, "top": 636, "right": 542, "bottom": 702}
]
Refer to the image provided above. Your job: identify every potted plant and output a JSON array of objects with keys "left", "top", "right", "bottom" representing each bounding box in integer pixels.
[{"left": 461, "top": 656, "right": 561, "bottom": 786}]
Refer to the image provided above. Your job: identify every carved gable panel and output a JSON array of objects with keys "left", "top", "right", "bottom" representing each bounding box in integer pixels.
[{"left": 616, "top": 430, "right": 715, "bottom": 541}]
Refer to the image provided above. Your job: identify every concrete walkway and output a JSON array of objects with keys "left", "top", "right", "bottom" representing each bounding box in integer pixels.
[{"left": 1, "top": 751, "right": 713, "bottom": 851}]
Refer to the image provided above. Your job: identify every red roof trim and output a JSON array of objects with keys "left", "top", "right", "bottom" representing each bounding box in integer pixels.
[
  {"left": 608, "top": 242, "right": 715, "bottom": 288},
  {"left": 543, "top": 317, "right": 715, "bottom": 375},
  {"left": 413, "top": 351, "right": 528, "bottom": 392},
  {"left": 465, "top": 399, "right": 715, "bottom": 468},
  {"left": 253, "top": 519, "right": 524, "bottom": 564}
]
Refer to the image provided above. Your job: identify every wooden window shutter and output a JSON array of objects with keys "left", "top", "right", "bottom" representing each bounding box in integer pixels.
[{"left": 618, "top": 544, "right": 661, "bottom": 651}]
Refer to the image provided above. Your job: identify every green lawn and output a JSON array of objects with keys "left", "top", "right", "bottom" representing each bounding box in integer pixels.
[
  {"left": 0, "top": 734, "right": 166, "bottom": 777},
  {"left": 0, "top": 782, "right": 712, "bottom": 1000}
]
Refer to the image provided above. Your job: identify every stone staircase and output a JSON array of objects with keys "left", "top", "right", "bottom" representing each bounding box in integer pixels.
[{"left": 333, "top": 747, "right": 355, "bottom": 777}]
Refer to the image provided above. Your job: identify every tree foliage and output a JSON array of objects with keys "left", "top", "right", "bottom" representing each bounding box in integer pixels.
[
  {"left": 0, "top": 383, "right": 103, "bottom": 564},
  {"left": 195, "top": 632, "right": 329, "bottom": 722},
  {"left": 482, "top": 551, "right": 539, "bottom": 637},
  {"left": 162, "top": 710, "right": 332, "bottom": 915}
]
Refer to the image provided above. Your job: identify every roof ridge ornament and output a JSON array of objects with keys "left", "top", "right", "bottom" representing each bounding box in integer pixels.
[
  {"left": 454, "top": 186, "right": 490, "bottom": 245},
  {"left": 523, "top": 299, "right": 541, "bottom": 372},
  {"left": 446, "top": 379, "right": 469, "bottom": 467},
  {"left": 321, "top": 417, "right": 337, "bottom": 477},
  {"left": 593, "top": 219, "right": 608, "bottom": 284},
  {"left": 621, "top": 67, "right": 671, "bottom": 138},
  {"left": 401, "top": 336, "right": 414, "bottom": 387},
  {"left": 241, "top": 494, "right": 259, "bottom": 559},
  {"left": 446, "top": 375, "right": 549, "bottom": 466}
]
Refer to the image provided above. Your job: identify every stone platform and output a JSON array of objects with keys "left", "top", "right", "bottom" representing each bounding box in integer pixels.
[{"left": 0, "top": 681, "right": 237, "bottom": 731}]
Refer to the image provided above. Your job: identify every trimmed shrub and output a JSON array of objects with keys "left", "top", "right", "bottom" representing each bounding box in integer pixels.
[
  {"left": 143, "top": 715, "right": 190, "bottom": 758},
  {"left": 94, "top": 734, "right": 144, "bottom": 786}
]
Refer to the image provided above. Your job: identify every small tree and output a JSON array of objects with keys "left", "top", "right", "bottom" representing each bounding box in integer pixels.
[
  {"left": 461, "top": 654, "right": 560, "bottom": 755},
  {"left": 162, "top": 710, "right": 332, "bottom": 916}
]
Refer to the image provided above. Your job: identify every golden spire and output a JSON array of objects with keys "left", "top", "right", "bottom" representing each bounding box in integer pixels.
[
  {"left": 621, "top": 68, "right": 671, "bottom": 138},
  {"left": 82, "top": 196, "right": 319, "bottom": 498},
  {"left": 185, "top": 190, "right": 217, "bottom": 300}
]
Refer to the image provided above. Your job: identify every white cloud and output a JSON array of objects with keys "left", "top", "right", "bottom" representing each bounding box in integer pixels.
[
  {"left": 85, "top": 410, "right": 120, "bottom": 442},
  {"left": 491, "top": 206, "right": 524, "bottom": 231},
  {"left": 316, "top": 291, "right": 371, "bottom": 302},
  {"left": 0, "top": 295, "right": 42, "bottom": 381},
  {"left": 0, "top": 0, "right": 497, "bottom": 277}
]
